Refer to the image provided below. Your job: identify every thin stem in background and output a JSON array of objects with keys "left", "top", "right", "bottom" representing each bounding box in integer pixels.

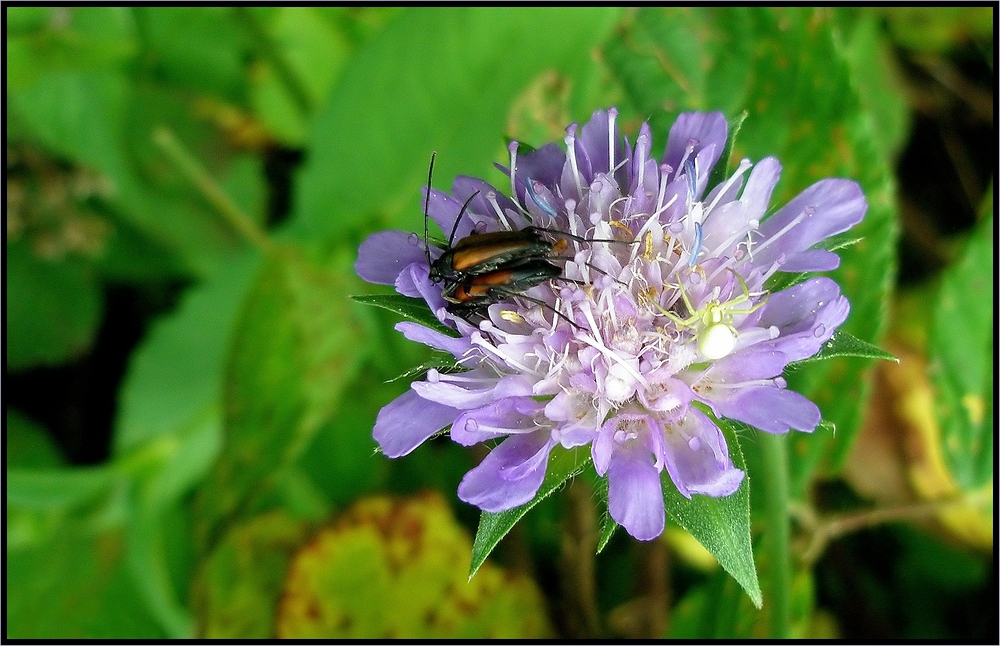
[
  {"left": 792, "top": 488, "right": 992, "bottom": 567},
  {"left": 559, "top": 479, "right": 602, "bottom": 638},
  {"left": 759, "top": 432, "right": 791, "bottom": 639},
  {"left": 152, "top": 127, "right": 273, "bottom": 253}
]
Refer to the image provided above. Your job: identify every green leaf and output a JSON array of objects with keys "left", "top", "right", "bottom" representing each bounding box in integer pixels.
[
  {"left": 133, "top": 7, "right": 249, "bottom": 101},
  {"left": 192, "top": 510, "right": 313, "bottom": 638},
  {"left": 6, "top": 410, "right": 65, "bottom": 469},
  {"left": 667, "top": 565, "right": 816, "bottom": 638},
  {"left": 114, "top": 250, "right": 261, "bottom": 453},
  {"left": 9, "top": 70, "right": 244, "bottom": 277},
  {"left": 192, "top": 247, "right": 365, "bottom": 550},
  {"left": 125, "top": 501, "right": 195, "bottom": 638},
  {"left": 275, "top": 494, "right": 553, "bottom": 638},
  {"left": 469, "top": 446, "right": 592, "bottom": 578},
  {"left": 706, "top": 110, "right": 748, "bottom": 196},
  {"left": 351, "top": 293, "right": 457, "bottom": 337},
  {"left": 928, "top": 202, "right": 994, "bottom": 489},
  {"left": 6, "top": 516, "right": 165, "bottom": 639},
  {"left": 6, "top": 467, "right": 118, "bottom": 511},
  {"left": 663, "top": 418, "right": 761, "bottom": 608},
  {"left": 596, "top": 488, "right": 619, "bottom": 555},
  {"left": 245, "top": 6, "right": 353, "bottom": 146},
  {"left": 289, "top": 6, "right": 622, "bottom": 242},
  {"left": 5, "top": 241, "right": 102, "bottom": 371},
  {"left": 787, "top": 329, "right": 898, "bottom": 368}
]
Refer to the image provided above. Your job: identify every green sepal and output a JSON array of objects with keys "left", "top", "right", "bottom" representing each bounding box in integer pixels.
[
  {"left": 706, "top": 110, "right": 749, "bottom": 196},
  {"left": 787, "top": 328, "right": 898, "bottom": 368},
  {"left": 351, "top": 293, "right": 458, "bottom": 337}
]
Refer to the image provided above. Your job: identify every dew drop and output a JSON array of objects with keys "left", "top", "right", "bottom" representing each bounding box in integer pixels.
[
  {"left": 407, "top": 232, "right": 420, "bottom": 246},
  {"left": 688, "top": 436, "right": 702, "bottom": 451},
  {"left": 465, "top": 419, "right": 479, "bottom": 432},
  {"left": 426, "top": 368, "right": 440, "bottom": 382},
  {"left": 813, "top": 324, "right": 826, "bottom": 338}
]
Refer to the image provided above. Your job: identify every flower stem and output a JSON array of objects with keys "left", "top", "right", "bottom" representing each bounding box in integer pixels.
[
  {"left": 759, "top": 431, "right": 791, "bottom": 639},
  {"left": 152, "top": 127, "right": 273, "bottom": 252}
]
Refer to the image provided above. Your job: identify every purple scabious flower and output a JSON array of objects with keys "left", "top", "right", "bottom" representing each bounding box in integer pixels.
[{"left": 356, "top": 109, "right": 866, "bottom": 541}]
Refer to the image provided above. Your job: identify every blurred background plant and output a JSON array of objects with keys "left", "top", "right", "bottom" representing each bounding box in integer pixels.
[{"left": 5, "top": 6, "right": 993, "bottom": 640}]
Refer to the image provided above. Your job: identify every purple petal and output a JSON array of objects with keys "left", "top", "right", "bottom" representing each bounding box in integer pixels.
[
  {"left": 394, "top": 321, "right": 470, "bottom": 357},
  {"left": 707, "top": 349, "right": 789, "bottom": 382},
  {"left": 662, "top": 409, "right": 745, "bottom": 498},
  {"left": 373, "top": 389, "right": 458, "bottom": 458},
  {"left": 356, "top": 230, "right": 429, "bottom": 285},
  {"left": 578, "top": 108, "right": 627, "bottom": 179},
  {"left": 714, "top": 385, "right": 821, "bottom": 434},
  {"left": 506, "top": 141, "right": 565, "bottom": 206},
  {"left": 662, "top": 112, "right": 728, "bottom": 188},
  {"left": 778, "top": 248, "right": 841, "bottom": 272},
  {"left": 423, "top": 187, "right": 475, "bottom": 242},
  {"left": 755, "top": 277, "right": 850, "bottom": 362},
  {"left": 450, "top": 397, "right": 543, "bottom": 446},
  {"left": 395, "top": 262, "right": 448, "bottom": 316},
  {"left": 457, "top": 431, "right": 555, "bottom": 512},
  {"left": 754, "top": 178, "right": 866, "bottom": 272},
  {"left": 739, "top": 156, "right": 781, "bottom": 219},
  {"left": 607, "top": 442, "right": 665, "bottom": 541}
]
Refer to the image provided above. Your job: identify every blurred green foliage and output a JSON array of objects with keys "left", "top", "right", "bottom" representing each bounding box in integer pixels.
[{"left": 5, "top": 6, "right": 993, "bottom": 640}]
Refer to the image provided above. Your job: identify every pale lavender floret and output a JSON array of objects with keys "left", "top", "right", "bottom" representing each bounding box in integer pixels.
[
  {"left": 355, "top": 230, "right": 431, "bottom": 286},
  {"left": 356, "top": 107, "right": 866, "bottom": 541},
  {"left": 752, "top": 178, "right": 867, "bottom": 272},
  {"left": 373, "top": 389, "right": 459, "bottom": 458}
]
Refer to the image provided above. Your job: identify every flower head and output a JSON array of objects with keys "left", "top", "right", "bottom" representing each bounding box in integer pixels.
[{"left": 356, "top": 109, "right": 866, "bottom": 541}]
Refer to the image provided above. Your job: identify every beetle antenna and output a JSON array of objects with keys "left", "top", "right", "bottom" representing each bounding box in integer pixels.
[
  {"left": 526, "top": 226, "right": 640, "bottom": 246},
  {"left": 449, "top": 191, "right": 480, "bottom": 246},
  {"left": 424, "top": 152, "right": 436, "bottom": 268}
]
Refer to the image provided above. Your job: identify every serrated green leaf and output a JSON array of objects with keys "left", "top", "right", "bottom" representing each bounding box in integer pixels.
[
  {"left": 193, "top": 247, "right": 365, "bottom": 550},
  {"left": 469, "top": 446, "right": 592, "bottom": 578},
  {"left": 787, "top": 329, "right": 898, "bottom": 368},
  {"left": 290, "top": 6, "right": 622, "bottom": 242},
  {"left": 929, "top": 202, "right": 994, "bottom": 489},
  {"left": 663, "top": 419, "right": 761, "bottom": 608},
  {"left": 350, "top": 293, "right": 457, "bottom": 337}
]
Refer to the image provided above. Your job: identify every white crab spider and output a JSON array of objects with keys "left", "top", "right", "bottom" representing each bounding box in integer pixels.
[{"left": 658, "top": 270, "right": 768, "bottom": 360}]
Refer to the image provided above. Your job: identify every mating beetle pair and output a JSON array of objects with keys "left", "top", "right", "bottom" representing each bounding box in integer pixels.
[{"left": 421, "top": 154, "right": 602, "bottom": 325}]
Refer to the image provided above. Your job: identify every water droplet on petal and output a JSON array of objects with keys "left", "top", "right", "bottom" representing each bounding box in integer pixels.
[
  {"left": 427, "top": 369, "right": 440, "bottom": 382},
  {"left": 813, "top": 324, "right": 826, "bottom": 338},
  {"left": 407, "top": 232, "right": 420, "bottom": 246},
  {"left": 465, "top": 419, "right": 479, "bottom": 432},
  {"left": 688, "top": 436, "right": 701, "bottom": 452}
]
